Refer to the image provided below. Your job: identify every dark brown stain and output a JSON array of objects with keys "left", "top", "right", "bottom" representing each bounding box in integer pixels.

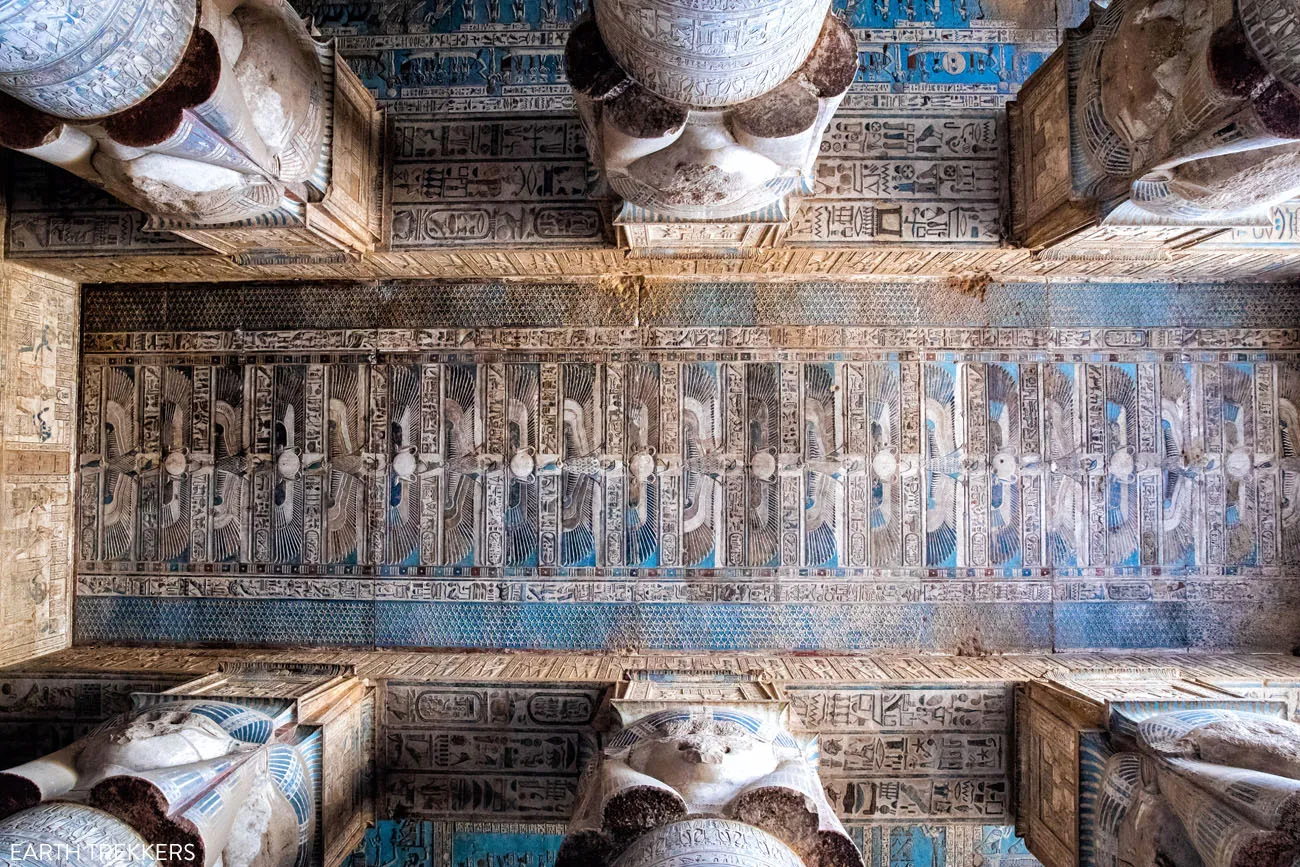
[{"left": 104, "top": 27, "right": 221, "bottom": 149}]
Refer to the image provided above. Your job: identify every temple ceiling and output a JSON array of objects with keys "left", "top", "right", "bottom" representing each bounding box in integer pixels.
[
  {"left": 2, "top": 3, "right": 1300, "bottom": 867},
  {"left": 70, "top": 278, "right": 1300, "bottom": 654}
]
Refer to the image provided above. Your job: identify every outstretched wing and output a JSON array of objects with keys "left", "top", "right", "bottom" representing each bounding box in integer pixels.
[
  {"left": 211, "top": 367, "right": 246, "bottom": 563},
  {"left": 804, "top": 364, "right": 838, "bottom": 567},
  {"left": 505, "top": 365, "right": 540, "bottom": 567},
  {"left": 272, "top": 367, "right": 306, "bottom": 563},
  {"left": 746, "top": 364, "right": 780, "bottom": 567},
  {"left": 1045, "top": 364, "right": 1082, "bottom": 566},
  {"left": 924, "top": 364, "right": 958, "bottom": 567},
  {"left": 442, "top": 364, "right": 478, "bottom": 565},
  {"left": 869, "top": 362, "right": 902, "bottom": 567},
  {"left": 1105, "top": 364, "right": 1139, "bottom": 566},
  {"left": 387, "top": 364, "right": 423, "bottom": 566},
  {"left": 1160, "top": 363, "right": 1197, "bottom": 567},
  {"left": 682, "top": 363, "right": 720, "bottom": 567},
  {"left": 624, "top": 364, "right": 661, "bottom": 567},
  {"left": 102, "top": 367, "right": 140, "bottom": 560},
  {"left": 561, "top": 364, "right": 598, "bottom": 566},
  {"left": 987, "top": 363, "right": 1021, "bottom": 566}
]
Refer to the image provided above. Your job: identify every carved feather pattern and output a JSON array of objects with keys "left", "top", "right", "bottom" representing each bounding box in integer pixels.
[
  {"left": 625, "top": 363, "right": 660, "bottom": 567},
  {"left": 804, "top": 363, "right": 838, "bottom": 567},
  {"left": 327, "top": 364, "right": 366, "bottom": 565},
  {"left": 869, "top": 362, "right": 902, "bottom": 567},
  {"left": 212, "top": 367, "right": 246, "bottom": 563},
  {"left": 1105, "top": 364, "right": 1139, "bottom": 566},
  {"left": 924, "top": 364, "right": 959, "bottom": 567},
  {"left": 102, "top": 367, "right": 139, "bottom": 562},
  {"left": 159, "top": 367, "right": 194, "bottom": 563},
  {"left": 80, "top": 352, "right": 1300, "bottom": 585},
  {"left": 1221, "top": 364, "right": 1257, "bottom": 565},
  {"left": 1045, "top": 364, "right": 1082, "bottom": 566},
  {"left": 987, "top": 363, "right": 1021, "bottom": 566},
  {"left": 272, "top": 367, "right": 306, "bottom": 563},
  {"left": 388, "top": 364, "right": 423, "bottom": 566},
  {"left": 746, "top": 363, "right": 779, "bottom": 567},
  {"left": 1159, "top": 364, "right": 1197, "bottom": 567},
  {"left": 561, "top": 364, "right": 597, "bottom": 567},
  {"left": 442, "top": 364, "right": 478, "bottom": 566},
  {"left": 505, "top": 365, "right": 540, "bottom": 567},
  {"left": 682, "top": 363, "right": 720, "bottom": 567}
]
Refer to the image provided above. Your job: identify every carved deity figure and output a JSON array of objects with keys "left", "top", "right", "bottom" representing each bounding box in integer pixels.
[
  {"left": 558, "top": 708, "right": 861, "bottom": 867},
  {"left": 1071, "top": 0, "right": 1300, "bottom": 222},
  {"left": 0, "top": 0, "right": 329, "bottom": 227},
  {"left": 1095, "top": 709, "right": 1300, "bottom": 867},
  {"left": 565, "top": 0, "right": 858, "bottom": 221},
  {"left": 0, "top": 701, "right": 313, "bottom": 867}
]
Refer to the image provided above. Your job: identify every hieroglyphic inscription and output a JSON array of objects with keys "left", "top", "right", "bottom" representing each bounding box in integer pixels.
[
  {"left": 791, "top": 685, "right": 1011, "bottom": 820},
  {"left": 382, "top": 682, "right": 603, "bottom": 819},
  {"left": 2, "top": 265, "right": 79, "bottom": 667}
]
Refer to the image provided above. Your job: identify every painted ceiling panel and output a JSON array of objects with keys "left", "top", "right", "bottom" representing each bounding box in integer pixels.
[{"left": 71, "top": 277, "right": 1300, "bottom": 653}]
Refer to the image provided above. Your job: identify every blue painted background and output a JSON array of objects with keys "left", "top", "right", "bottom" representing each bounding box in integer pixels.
[{"left": 297, "top": 0, "right": 1069, "bottom": 104}]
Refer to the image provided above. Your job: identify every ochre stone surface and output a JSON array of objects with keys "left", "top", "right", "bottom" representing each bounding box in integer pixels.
[{"left": 0, "top": 262, "right": 78, "bottom": 669}]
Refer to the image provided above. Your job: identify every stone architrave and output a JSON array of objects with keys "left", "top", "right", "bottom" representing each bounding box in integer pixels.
[
  {"left": 565, "top": 0, "right": 858, "bottom": 255},
  {"left": 0, "top": 0, "right": 382, "bottom": 256},
  {"left": 1008, "top": 0, "right": 1300, "bottom": 249}
]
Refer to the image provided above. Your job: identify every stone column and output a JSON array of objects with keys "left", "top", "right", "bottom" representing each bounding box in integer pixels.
[
  {"left": 1007, "top": 0, "right": 1300, "bottom": 250},
  {"left": 565, "top": 0, "right": 858, "bottom": 254},
  {"left": 0, "top": 663, "right": 374, "bottom": 867},
  {"left": 1015, "top": 669, "right": 1300, "bottom": 867},
  {"left": 0, "top": 0, "right": 382, "bottom": 256},
  {"left": 1095, "top": 710, "right": 1300, "bottom": 867},
  {"left": 556, "top": 674, "right": 863, "bottom": 867},
  {"left": 0, "top": 700, "right": 313, "bottom": 867},
  {"left": 0, "top": 0, "right": 196, "bottom": 119}
]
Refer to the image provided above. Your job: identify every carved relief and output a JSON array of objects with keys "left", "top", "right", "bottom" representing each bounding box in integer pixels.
[
  {"left": 0, "top": 0, "right": 382, "bottom": 255},
  {"left": 567, "top": 0, "right": 857, "bottom": 251},
  {"left": 1010, "top": 0, "right": 1300, "bottom": 246},
  {"left": 72, "top": 303, "right": 1300, "bottom": 653},
  {"left": 382, "top": 682, "right": 602, "bottom": 819},
  {"left": 0, "top": 700, "right": 312, "bottom": 867},
  {"left": 557, "top": 675, "right": 862, "bottom": 867},
  {"left": 0, "top": 265, "right": 78, "bottom": 668}
]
